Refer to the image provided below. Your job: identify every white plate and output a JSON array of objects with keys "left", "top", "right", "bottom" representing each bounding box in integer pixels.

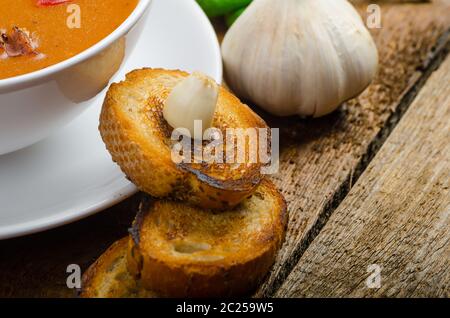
[{"left": 0, "top": 0, "right": 222, "bottom": 240}]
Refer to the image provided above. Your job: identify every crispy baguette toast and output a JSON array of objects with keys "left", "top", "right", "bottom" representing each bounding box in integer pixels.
[
  {"left": 81, "top": 238, "right": 158, "bottom": 298},
  {"left": 99, "top": 68, "right": 269, "bottom": 210},
  {"left": 127, "top": 179, "right": 287, "bottom": 298}
]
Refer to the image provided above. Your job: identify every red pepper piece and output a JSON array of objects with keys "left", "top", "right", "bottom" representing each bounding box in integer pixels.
[{"left": 36, "top": 0, "right": 71, "bottom": 6}]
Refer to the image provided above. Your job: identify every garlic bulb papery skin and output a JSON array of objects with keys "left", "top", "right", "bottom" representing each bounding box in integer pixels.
[
  {"left": 221, "top": 0, "right": 379, "bottom": 117},
  {"left": 163, "top": 72, "right": 219, "bottom": 139}
]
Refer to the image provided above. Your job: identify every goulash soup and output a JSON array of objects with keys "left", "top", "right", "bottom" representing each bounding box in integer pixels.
[{"left": 0, "top": 0, "right": 138, "bottom": 80}]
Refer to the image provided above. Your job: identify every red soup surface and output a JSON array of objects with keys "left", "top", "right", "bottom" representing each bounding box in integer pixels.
[{"left": 0, "top": 0, "right": 138, "bottom": 80}]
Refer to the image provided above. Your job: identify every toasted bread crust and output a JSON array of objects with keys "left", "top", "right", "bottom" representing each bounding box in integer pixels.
[
  {"left": 81, "top": 238, "right": 158, "bottom": 298},
  {"left": 127, "top": 179, "right": 287, "bottom": 297},
  {"left": 99, "top": 68, "right": 268, "bottom": 210}
]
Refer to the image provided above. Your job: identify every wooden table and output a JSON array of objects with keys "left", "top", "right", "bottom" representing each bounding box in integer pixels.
[{"left": 0, "top": 1, "right": 449, "bottom": 298}]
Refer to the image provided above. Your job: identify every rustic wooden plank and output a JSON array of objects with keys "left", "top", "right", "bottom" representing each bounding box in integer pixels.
[
  {"left": 275, "top": 55, "right": 450, "bottom": 298},
  {"left": 254, "top": 2, "right": 450, "bottom": 296}
]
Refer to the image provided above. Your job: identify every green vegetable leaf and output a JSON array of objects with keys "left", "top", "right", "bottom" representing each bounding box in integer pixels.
[
  {"left": 197, "top": 0, "right": 252, "bottom": 18},
  {"left": 225, "top": 7, "right": 247, "bottom": 27}
]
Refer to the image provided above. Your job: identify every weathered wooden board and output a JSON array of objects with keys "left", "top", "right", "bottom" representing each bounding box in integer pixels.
[
  {"left": 275, "top": 55, "right": 450, "bottom": 298},
  {"left": 255, "top": 2, "right": 450, "bottom": 296},
  {"left": 0, "top": 197, "right": 140, "bottom": 297},
  {"left": 0, "top": 2, "right": 448, "bottom": 298}
]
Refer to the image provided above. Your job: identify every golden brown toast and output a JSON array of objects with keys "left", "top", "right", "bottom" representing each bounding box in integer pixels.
[
  {"left": 81, "top": 238, "right": 158, "bottom": 298},
  {"left": 127, "top": 179, "right": 287, "bottom": 298},
  {"left": 99, "top": 68, "right": 269, "bottom": 210}
]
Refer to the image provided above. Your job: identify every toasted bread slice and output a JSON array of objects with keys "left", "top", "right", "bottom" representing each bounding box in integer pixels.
[
  {"left": 127, "top": 179, "right": 287, "bottom": 298},
  {"left": 81, "top": 238, "right": 158, "bottom": 298},
  {"left": 99, "top": 68, "right": 269, "bottom": 210}
]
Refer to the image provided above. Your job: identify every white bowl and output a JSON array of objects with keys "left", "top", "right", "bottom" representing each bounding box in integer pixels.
[{"left": 0, "top": 0, "right": 152, "bottom": 155}]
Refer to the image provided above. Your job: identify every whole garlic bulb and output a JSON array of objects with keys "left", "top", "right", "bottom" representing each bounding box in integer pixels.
[{"left": 222, "top": 0, "right": 379, "bottom": 117}]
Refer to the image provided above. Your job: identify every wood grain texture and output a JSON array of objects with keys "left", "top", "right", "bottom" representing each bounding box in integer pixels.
[
  {"left": 255, "top": 2, "right": 450, "bottom": 296},
  {"left": 0, "top": 196, "right": 142, "bottom": 298},
  {"left": 275, "top": 55, "right": 450, "bottom": 298},
  {"left": 0, "top": 2, "right": 448, "bottom": 298}
]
